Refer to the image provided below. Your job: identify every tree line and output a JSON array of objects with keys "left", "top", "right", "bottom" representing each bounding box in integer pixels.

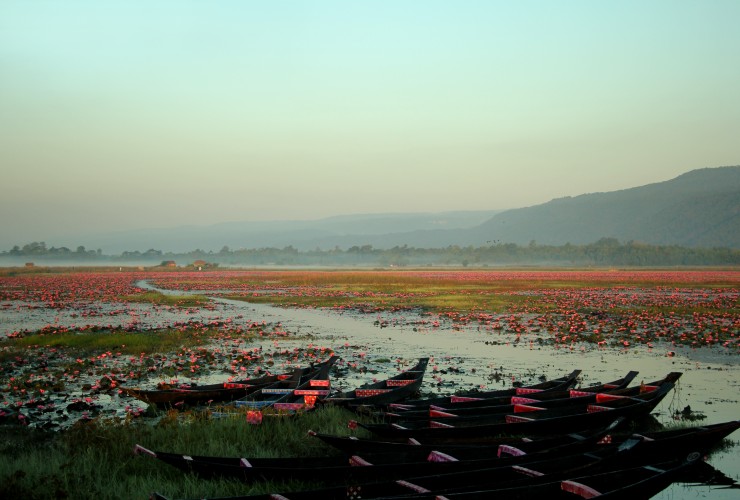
[{"left": 2, "top": 238, "right": 739, "bottom": 267}]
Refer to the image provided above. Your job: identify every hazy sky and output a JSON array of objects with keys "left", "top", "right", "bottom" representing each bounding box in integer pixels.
[{"left": 2, "top": 1, "right": 739, "bottom": 247}]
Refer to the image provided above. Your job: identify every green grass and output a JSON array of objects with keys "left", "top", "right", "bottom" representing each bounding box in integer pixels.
[
  {"left": 0, "top": 328, "right": 235, "bottom": 361},
  {"left": 120, "top": 291, "right": 211, "bottom": 307},
  {"left": 0, "top": 405, "right": 364, "bottom": 500}
]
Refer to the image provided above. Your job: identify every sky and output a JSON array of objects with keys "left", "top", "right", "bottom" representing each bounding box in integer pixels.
[{"left": 1, "top": 1, "right": 739, "bottom": 248}]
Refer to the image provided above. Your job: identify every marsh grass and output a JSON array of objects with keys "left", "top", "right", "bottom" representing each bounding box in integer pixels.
[
  {"left": 0, "top": 327, "right": 249, "bottom": 367},
  {"left": 0, "top": 405, "right": 361, "bottom": 500},
  {"left": 227, "top": 286, "right": 539, "bottom": 314},
  {"left": 120, "top": 291, "right": 211, "bottom": 307},
  {"left": 2, "top": 328, "right": 225, "bottom": 354},
  {"left": 226, "top": 271, "right": 738, "bottom": 316}
]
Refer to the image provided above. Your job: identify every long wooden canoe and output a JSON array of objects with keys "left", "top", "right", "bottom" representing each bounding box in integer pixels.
[
  {"left": 120, "top": 356, "right": 337, "bottom": 408},
  {"left": 323, "top": 358, "right": 430, "bottom": 408},
  {"left": 139, "top": 420, "right": 735, "bottom": 497},
  {"left": 383, "top": 370, "right": 638, "bottom": 417},
  {"left": 231, "top": 356, "right": 338, "bottom": 411},
  {"left": 149, "top": 454, "right": 708, "bottom": 500},
  {"left": 382, "top": 372, "right": 677, "bottom": 422},
  {"left": 311, "top": 418, "right": 739, "bottom": 463},
  {"left": 359, "top": 373, "right": 679, "bottom": 441},
  {"left": 390, "top": 369, "right": 582, "bottom": 411}
]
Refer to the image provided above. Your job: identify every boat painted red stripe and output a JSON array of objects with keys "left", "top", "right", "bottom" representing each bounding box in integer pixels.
[
  {"left": 561, "top": 480, "right": 602, "bottom": 498},
  {"left": 515, "top": 387, "right": 544, "bottom": 395},
  {"left": 427, "top": 451, "right": 458, "bottom": 462},
  {"left": 396, "top": 480, "right": 431, "bottom": 493},
  {"left": 512, "top": 465, "right": 544, "bottom": 477},
  {"left": 595, "top": 393, "right": 627, "bottom": 403},
  {"left": 451, "top": 395, "right": 483, "bottom": 403},
  {"left": 429, "top": 409, "right": 457, "bottom": 418},
  {"left": 430, "top": 421, "right": 455, "bottom": 428},
  {"left": 349, "top": 455, "right": 373, "bottom": 466},
  {"left": 387, "top": 379, "right": 415, "bottom": 386},
  {"left": 570, "top": 390, "right": 593, "bottom": 397},
  {"left": 513, "top": 404, "right": 545, "bottom": 413},
  {"left": 293, "top": 389, "right": 331, "bottom": 396},
  {"left": 498, "top": 444, "right": 526, "bottom": 457},
  {"left": 506, "top": 414, "right": 534, "bottom": 423},
  {"left": 511, "top": 396, "right": 539, "bottom": 404}
]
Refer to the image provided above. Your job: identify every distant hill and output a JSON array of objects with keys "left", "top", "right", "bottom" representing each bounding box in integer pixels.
[
  {"left": 473, "top": 166, "right": 740, "bottom": 248},
  {"left": 85, "top": 211, "right": 502, "bottom": 253},
  {"left": 12, "top": 166, "right": 740, "bottom": 253}
]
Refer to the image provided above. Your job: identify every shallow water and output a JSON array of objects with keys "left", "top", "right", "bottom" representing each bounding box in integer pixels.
[{"left": 2, "top": 279, "right": 738, "bottom": 497}]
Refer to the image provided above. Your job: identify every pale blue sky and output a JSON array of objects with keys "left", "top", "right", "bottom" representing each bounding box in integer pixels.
[{"left": 1, "top": 1, "right": 739, "bottom": 247}]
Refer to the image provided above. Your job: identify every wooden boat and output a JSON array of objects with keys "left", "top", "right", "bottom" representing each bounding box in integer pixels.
[
  {"left": 383, "top": 370, "right": 639, "bottom": 417},
  {"left": 322, "top": 358, "right": 430, "bottom": 408},
  {"left": 119, "top": 356, "right": 338, "bottom": 408},
  {"left": 365, "top": 454, "right": 704, "bottom": 500},
  {"left": 141, "top": 422, "right": 729, "bottom": 498},
  {"left": 232, "top": 356, "right": 338, "bottom": 411},
  {"left": 390, "top": 369, "right": 582, "bottom": 411},
  {"left": 150, "top": 455, "right": 706, "bottom": 500},
  {"left": 309, "top": 419, "right": 628, "bottom": 460},
  {"left": 359, "top": 373, "right": 679, "bottom": 441},
  {"left": 314, "top": 418, "right": 740, "bottom": 463},
  {"left": 382, "top": 372, "right": 676, "bottom": 422},
  {"left": 136, "top": 439, "right": 642, "bottom": 491}
]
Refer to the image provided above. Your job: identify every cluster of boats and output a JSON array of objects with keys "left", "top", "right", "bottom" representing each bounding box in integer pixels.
[
  {"left": 122, "top": 358, "right": 739, "bottom": 499},
  {"left": 122, "top": 356, "right": 428, "bottom": 411}
]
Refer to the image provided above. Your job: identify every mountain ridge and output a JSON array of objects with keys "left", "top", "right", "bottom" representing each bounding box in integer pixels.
[
  {"left": 9, "top": 165, "right": 740, "bottom": 252},
  {"left": 476, "top": 165, "right": 739, "bottom": 248}
]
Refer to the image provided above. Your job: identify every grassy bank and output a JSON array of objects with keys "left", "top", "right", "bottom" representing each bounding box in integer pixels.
[{"left": 0, "top": 405, "right": 361, "bottom": 500}]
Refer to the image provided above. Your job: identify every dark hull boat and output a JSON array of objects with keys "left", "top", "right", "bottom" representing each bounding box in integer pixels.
[
  {"left": 323, "top": 358, "right": 430, "bottom": 408},
  {"left": 364, "top": 454, "right": 704, "bottom": 500},
  {"left": 383, "top": 370, "right": 639, "bottom": 418},
  {"left": 135, "top": 435, "right": 646, "bottom": 486},
  {"left": 359, "top": 373, "right": 678, "bottom": 441},
  {"left": 310, "top": 418, "right": 625, "bottom": 459},
  {"left": 120, "top": 357, "right": 337, "bottom": 408},
  {"left": 389, "top": 369, "right": 582, "bottom": 411},
  {"left": 150, "top": 457, "right": 704, "bottom": 500},
  {"left": 312, "top": 419, "right": 740, "bottom": 461},
  {"left": 232, "top": 356, "right": 338, "bottom": 411},
  {"left": 144, "top": 420, "right": 737, "bottom": 500},
  {"left": 382, "top": 372, "right": 679, "bottom": 423},
  {"left": 135, "top": 419, "right": 737, "bottom": 490}
]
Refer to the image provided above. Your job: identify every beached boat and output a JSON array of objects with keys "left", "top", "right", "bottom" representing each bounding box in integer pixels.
[
  {"left": 149, "top": 454, "right": 709, "bottom": 500},
  {"left": 232, "top": 356, "right": 338, "bottom": 411},
  {"left": 389, "top": 369, "right": 582, "bottom": 411},
  {"left": 383, "top": 370, "right": 638, "bottom": 417},
  {"left": 360, "top": 454, "right": 704, "bottom": 500},
  {"left": 120, "top": 356, "right": 338, "bottom": 408},
  {"left": 311, "top": 419, "right": 740, "bottom": 461},
  {"left": 140, "top": 421, "right": 733, "bottom": 497},
  {"left": 382, "top": 372, "right": 677, "bottom": 422},
  {"left": 322, "top": 358, "right": 429, "bottom": 408},
  {"left": 359, "top": 373, "right": 678, "bottom": 441}
]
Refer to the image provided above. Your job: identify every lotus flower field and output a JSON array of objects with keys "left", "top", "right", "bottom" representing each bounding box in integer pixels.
[{"left": 1, "top": 269, "right": 738, "bottom": 431}]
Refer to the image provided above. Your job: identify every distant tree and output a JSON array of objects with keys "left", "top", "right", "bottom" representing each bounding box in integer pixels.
[{"left": 22, "top": 242, "right": 47, "bottom": 254}]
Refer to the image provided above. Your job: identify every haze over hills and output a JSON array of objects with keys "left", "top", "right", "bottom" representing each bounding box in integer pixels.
[
  {"left": 9, "top": 165, "right": 740, "bottom": 253},
  {"left": 78, "top": 211, "right": 503, "bottom": 254},
  {"left": 476, "top": 166, "right": 740, "bottom": 249}
]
